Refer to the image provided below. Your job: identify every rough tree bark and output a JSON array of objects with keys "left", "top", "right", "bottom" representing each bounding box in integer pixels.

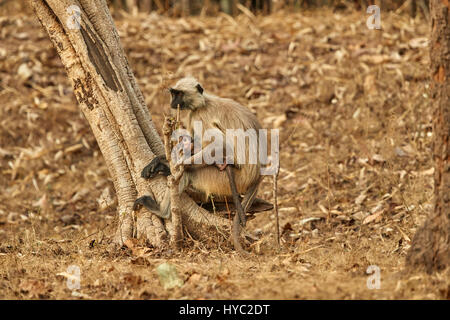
[
  {"left": 30, "top": 0, "right": 230, "bottom": 248},
  {"left": 406, "top": 0, "right": 449, "bottom": 273}
]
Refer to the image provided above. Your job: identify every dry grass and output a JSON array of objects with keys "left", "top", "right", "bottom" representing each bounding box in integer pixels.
[{"left": 0, "top": 9, "right": 448, "bottom": 299}]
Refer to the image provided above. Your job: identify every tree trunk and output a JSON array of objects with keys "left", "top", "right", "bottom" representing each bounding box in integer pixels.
[
  {"left": 181, "top": 0, "right": 190, "bottom": 16},
  {"left": 30, "top": 0, "right": 230, "bottom": 248},
  {"left": 411, "top": 0, "right": 417, "bottom": 17},
  {"left": 406, "top": 0, "right": 449, "bottom": 273}
]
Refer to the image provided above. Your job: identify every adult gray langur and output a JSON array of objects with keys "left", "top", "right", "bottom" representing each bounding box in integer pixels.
[{"left": 134, "top": 77, "right": 265, "bottom": 250}]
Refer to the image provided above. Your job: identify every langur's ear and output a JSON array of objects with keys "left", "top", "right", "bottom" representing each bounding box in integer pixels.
[{"left": 196, "top": 84, "right": 204, "bottom": 94}]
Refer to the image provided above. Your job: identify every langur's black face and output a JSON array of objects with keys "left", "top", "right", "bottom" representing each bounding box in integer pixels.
[{"left": 170, "top": 88, "right": 187, "bottom": 110}]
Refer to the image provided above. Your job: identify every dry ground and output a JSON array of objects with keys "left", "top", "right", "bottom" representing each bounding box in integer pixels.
[{"left": 0, "top": 8, "right": 448, "bottom": 299}]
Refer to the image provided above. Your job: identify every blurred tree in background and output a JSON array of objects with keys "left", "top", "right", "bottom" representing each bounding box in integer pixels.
[
  {"left": 0, "top": 0, "right": 430, "bottom": 17},
  {"left": 406, "top": 0, "right": 449, "bottom": 274},
  {"left": 107, "top": 0, "right": 430, "bottom": 17}
]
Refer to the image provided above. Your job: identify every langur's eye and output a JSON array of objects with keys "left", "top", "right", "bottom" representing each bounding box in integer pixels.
[{"left": 170, "top": 89, "right": 183, "bottom": 98}]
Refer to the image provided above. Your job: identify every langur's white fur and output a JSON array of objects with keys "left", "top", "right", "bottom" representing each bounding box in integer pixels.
[{"left": 159, "top": 77, "right": 262, "bottom": 217}]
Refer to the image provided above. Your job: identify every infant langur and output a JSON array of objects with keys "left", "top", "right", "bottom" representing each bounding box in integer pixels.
[{"left": 133, "top": 77, "right": 263, "bottom": 248}]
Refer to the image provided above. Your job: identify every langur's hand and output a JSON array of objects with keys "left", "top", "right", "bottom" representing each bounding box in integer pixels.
[
  {"left": 216, "top": 163, "right": 228, "bottom": 171},
  {"left": 216, "top": 155, "right": 234, "bottom": 171}
]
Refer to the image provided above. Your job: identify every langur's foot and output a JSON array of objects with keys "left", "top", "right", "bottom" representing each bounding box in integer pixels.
[
  {"left": 141, "top": 156, "right": 170, "bottom": 179},
  {"left": 133, "top": 195, "right": 159, "bottom": 212},
  {"left": 133, "top": 195, "right": 171, "bottom": 219}
]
